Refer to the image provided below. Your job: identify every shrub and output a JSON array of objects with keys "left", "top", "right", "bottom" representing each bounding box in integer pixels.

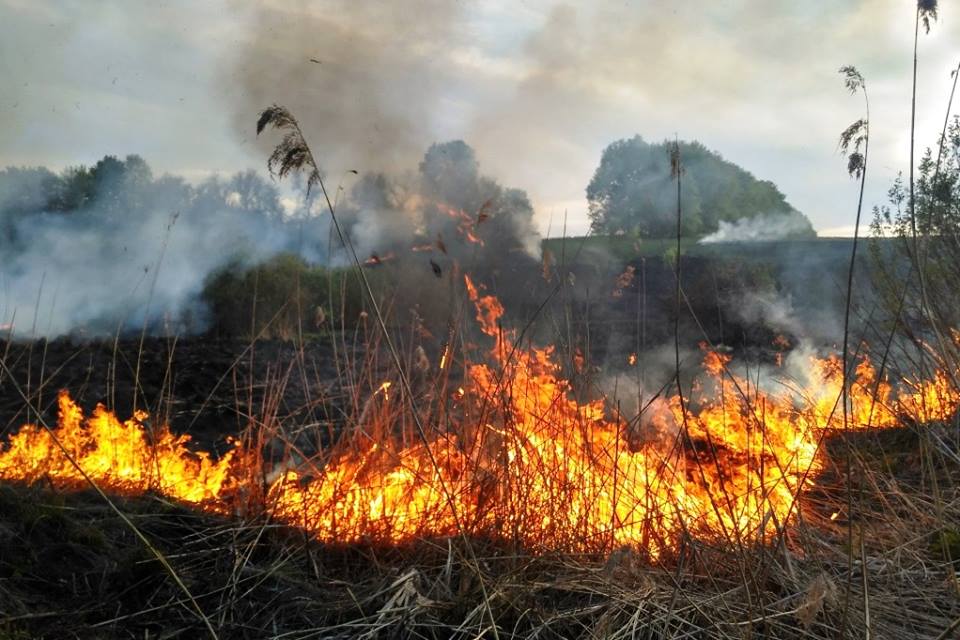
[{"left": 202, "top": 254, "right": 369, "bottom": 340}]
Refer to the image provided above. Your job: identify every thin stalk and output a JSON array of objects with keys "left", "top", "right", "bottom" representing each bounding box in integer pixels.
[{"left": 837, "top": 64, "right": 870, "bottom": 639}]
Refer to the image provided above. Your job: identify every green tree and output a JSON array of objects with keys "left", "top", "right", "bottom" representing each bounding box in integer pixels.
[
  {"left": 872, "top": 115, "right": 960, "bottom": 337},
  {"left": 586, "top": 136, "right": 813, "bottom": 238}
]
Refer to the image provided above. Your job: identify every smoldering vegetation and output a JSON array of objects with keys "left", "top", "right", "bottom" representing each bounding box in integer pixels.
[
  {"left": 542, "top": 236, "right": 889, "bottom": 356},
  {"left": 0, "top": 138, "right": 902, "bottom": 431},
  {"left": 2, "top": 3, "right": 960, "bottom": 639}
]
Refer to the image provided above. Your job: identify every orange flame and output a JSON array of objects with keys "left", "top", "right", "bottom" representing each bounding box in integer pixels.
[
  {"left": 437, "top": 203, "right": 484, "bottom": 246},
  {"left": 364, "top": 251, "right": 396, "bottom": 266},
  {"left": 0, "top": 392, "right": 241, "bottom": 507},
  {"left": 612, "top": 265, "right": 636, "bottom": 298},
  {"left": 1, "top": 281, "right": 958, "bottom": 555}
]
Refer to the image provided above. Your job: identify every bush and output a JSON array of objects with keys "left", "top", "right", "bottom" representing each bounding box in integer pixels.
[{"left": 202, "top": 254, "right": 369, "bottom": 340}]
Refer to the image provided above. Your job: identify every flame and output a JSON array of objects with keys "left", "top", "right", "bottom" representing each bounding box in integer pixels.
[
  {"left": 1, "top": 279, "right": 958, "bottom": 556},
  {"left": 437, "top": 203, "right": 484, "bottom": 246},
  {"left": 0, "top": 392, "right": 241, "bottom": 507},
  {"left": 612, "top": 265, "right": 636, "bottom": 298},
  {"left": 439, "top": 345, "right": 449, "bottom": 371},
  {"left": 364, "top": 251, "right": 396, "bottom": 267}
]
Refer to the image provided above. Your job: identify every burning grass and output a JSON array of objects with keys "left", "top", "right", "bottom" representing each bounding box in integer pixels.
[
  {"left": 2, "top": 15, "right": 960, "bottom": 635},
  {"left": 0, "top": 424, "right": 957, "bottom": 639},
  {"left": 1, "top": 277, "right": 959, "bottom": 638},
  {"left": 2, "top": 279, "right": 958, "bottom": 556},
  {"left": 4, "top": 252, "right": 959, "bottom": 638}
]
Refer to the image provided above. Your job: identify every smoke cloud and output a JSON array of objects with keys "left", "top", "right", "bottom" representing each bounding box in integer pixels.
[
  {"left": 700, "top": 211, "right": 817, "bottom": 243},
  {"left": 226, "top": 1, "right": 471, "bottom": 176},
  {"left": 0, "top": 138, "right": 540, "bottom": 338},
  {"left": 0, "top": 158, "right": 325, "bottom": 338},
  {"left": 334, "top": 140, "right": 540, "bottom": 263}
]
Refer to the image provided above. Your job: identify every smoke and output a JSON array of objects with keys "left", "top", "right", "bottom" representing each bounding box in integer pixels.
[
  {"left": 226, "top": 1, "right": 470, "bottom": 175},
  {"left": 227, "top": 4, "right": 540, "bottom": 264},
  {"left": 335, "top": 140, "right": 540, "bottom": 264},
  {"left": 700, "top": 211, "right": 816, "bottom": 243},
  {"left": 731, "top": 290, "right": 808, "bottom": 338},
  {"left": 0, "top": 157, "right": 326, "bottom": 338},
  {"left": 0, "top": 139, "right": 540, "bottom": 339}
]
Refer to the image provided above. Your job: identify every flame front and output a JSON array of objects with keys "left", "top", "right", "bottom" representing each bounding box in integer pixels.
[
  {"left": 1, "top": 280, "right": 957, "bottom": 555},
  {"left": 0, "top": 394, "right": 239, "bottom": 506}
]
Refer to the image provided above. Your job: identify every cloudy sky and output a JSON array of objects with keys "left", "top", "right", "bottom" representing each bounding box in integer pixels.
[{"left": 2, "top": 0, "right": 958, "bottom": 236}]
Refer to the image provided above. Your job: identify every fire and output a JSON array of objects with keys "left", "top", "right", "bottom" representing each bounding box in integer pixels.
[
  {"left": 437, "top": 203, "right": 484, "bottom": 246},
  {"left": 439, "top": 344, "right": 449, "bottom": 370},
  {"left": 0, "top": 393, "right": 241, "bottom": 507},
  {"left": 1, "top": 278, "right": 958, "bottom": 556},
  {"left": 612, "top": 265, "right": 636, "bottom": 298},
  {"left": 364, "top": 251, "right": 396, "bottom": 267}
]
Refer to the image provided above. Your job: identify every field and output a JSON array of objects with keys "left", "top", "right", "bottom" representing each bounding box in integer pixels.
[
  {"left": 3, "top": 11, "right": 960, "bottom": 635},
  {"left": 1, "top": 242, "right": 959, "bottom": 638}
]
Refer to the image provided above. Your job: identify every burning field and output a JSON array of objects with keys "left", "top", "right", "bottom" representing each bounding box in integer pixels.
[
  {"left": 2, "top": 277, "right": 957, "bottom": 552},
  {"left": 4, "top": 4, "right": 960, "bottom": 635},
  {"left": 2, "top": 132, "right": 960, "bottom": 637},
  {"left": 2, "top": 269, "right": 960, "bottom": 638}
]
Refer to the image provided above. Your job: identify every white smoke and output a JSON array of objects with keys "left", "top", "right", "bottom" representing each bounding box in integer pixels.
[
  {"left": 0, "top": 171, "right": 326, "bottom": 338},
  {"left": 700, "top": 210, "right": 816, "bottom": 243},
  {"left": 0, "top": 140, "right": 541, "bottom": 339}
]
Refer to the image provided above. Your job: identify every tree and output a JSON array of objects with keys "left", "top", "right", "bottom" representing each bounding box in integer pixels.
[
  {"left": 419, "top": 140, "right": 482, "bottom": 205},
  {"left": 224, "top": 169, "right": 283, "bottom": 217},
  {"left": 871, "top": 115, "right": 960, "bottom": 335},
  {"left": 51, "top": 165, "right": 94, "bottom": 211},
  {"left": 586, "top": 136, "right": 813, "bottom": 238},
  {"left": 418, "top": 140, "right": 537, "bottom": 254},
  {"left": 0, "top": 166, "right": 61, "bottom": 244}
]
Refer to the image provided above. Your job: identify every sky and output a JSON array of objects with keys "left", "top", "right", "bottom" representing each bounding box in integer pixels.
[{"left": 1, "top": 0, "right": 958, "bottom": 237}]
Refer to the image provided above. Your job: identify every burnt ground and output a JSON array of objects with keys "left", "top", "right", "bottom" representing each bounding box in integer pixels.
[{"left": 0, "top": 336, "right": 354, "bottom": 452}]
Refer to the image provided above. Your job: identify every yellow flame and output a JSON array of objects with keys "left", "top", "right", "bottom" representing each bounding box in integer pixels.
[
  {"left": 1, "top": 278, "right": 957, "bottom": 555},
  {"left": 0, "top": 392, "right": 240, "bottom": 507}
]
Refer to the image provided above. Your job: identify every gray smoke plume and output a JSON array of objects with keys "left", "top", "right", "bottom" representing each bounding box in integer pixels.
[
  {"left": 334, "top": 140, "right": 540, "bottom": 263},
  {"left": 226, "top": 1, "right": 470, "bottom": 176}
]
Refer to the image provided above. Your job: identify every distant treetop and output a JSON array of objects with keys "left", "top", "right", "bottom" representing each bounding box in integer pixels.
[{"left": 586, "top": 136, "right": 815, "bottom": 239}]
